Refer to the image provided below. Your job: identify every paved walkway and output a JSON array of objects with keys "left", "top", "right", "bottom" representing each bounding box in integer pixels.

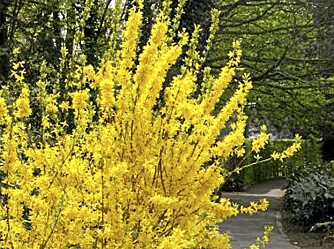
[{"left": 219, "top": 179, "right": 299, "bottom": 249}]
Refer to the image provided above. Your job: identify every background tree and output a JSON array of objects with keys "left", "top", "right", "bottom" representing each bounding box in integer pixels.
[
  {"left": 2, "top": 0, "right": 333, "bottom": 158},
  {"left": 209, "top": 1, "right": 318, "bottom": 134},
  {"left": 129, "top": 0, "right": 333, "bottom": 148},
  {"left": 0, "top": 0, "right": 128, "bottom": 138},
  {"left": 1, "top": 0, "right": 123, "bottom": 83},
  {"left": 0, "top": 0, "right": 10, "bottom": 81},
  {"left": 311, "top": 0, "right": 334, "bottom": 160}
]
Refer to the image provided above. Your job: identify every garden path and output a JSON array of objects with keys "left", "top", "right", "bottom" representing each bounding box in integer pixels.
[{"left": 219, "top": 179, "right": 299, "bottom": 249}]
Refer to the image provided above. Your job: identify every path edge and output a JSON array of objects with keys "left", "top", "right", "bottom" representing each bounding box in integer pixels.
[{"left": 275, "top": 211, "right": 300, "bottom": 249}]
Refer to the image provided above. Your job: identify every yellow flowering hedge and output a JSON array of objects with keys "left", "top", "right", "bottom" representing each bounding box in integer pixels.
[{"left": 0, "top": 1, "right": 301, "bottom": 248}]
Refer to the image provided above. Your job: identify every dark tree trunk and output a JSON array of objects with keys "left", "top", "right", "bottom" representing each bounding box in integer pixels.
[
  {"left": 314, "top": 0, "right": 334, "bottom": 160},
  {"left": 83, "top": 0, "right": 100, "bottom": 66},
  {"left": 0, "top": 0, "right": 9, "bottom": 82}
]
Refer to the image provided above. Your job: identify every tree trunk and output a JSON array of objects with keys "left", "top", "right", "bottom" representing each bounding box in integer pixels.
[
  {"left": 314, "top": 0, "right": 334, "bottom": 160},
  {"left": 0, "top": 0, "right": 9, "bottom": 82}
]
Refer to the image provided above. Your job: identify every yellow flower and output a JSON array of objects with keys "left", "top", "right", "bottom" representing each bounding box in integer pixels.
[
  {"left": 16, "top": 98, "right": 31, "bottom": 117},
  {"left": 59, "top": 101, "right": 69, "bottom": 111},
  {"left": 251, "top": 127, "right": 269, "bottom": 153},
  {"left": 100, "top": 79, "right": 115, "bottom": 108},
  {"left": 271, "top": 137, "right": 302, "bottom": 162},
  {"left": 83, "top": 65, "right": 95, "bottom": 81},
  {"left": 13, "top": 62, "right": 20, "bottom": 70},
  {"left": 235, "top": 147, "right": 245, "bottom": 157},
  {"left": 15, "top": 87, "right": 31, "bottom": 118},
  {"left": 0, "top": 97, "right": 8, "bottom": 117},
  {"left": 41, "top": 115, "right": 51, "bottom": 129},
  {"left": 13, "top": 47, "right": 21, "bottom": 55},
  {"left": 11, "top": 69, "right": 26, "bottom": 82},
  {"left": 45, "top": 96, "right": 58, "bottom": 114},
  {"left": 258, "top": 198, "right": 269, "bottom": 211},
  {"left": 271, "top": 151, "right": 280, "bottom": 160},
  {"left": 249, "top": 245, "right": 260, "bottom": 249},
  {"left": 21, "top": 86, "right": 29, "bottom": 97},
  {"left": 71, "top": 90, "right": 89, "bottom": 111}
]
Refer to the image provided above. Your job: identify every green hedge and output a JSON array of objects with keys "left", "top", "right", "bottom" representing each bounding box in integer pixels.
[{"left": 238, "top": 139, "right": 322, "bottom": 188}]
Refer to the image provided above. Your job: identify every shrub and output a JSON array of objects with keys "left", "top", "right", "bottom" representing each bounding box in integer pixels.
[
  {"left": 0, "top": 1, "right": 302, "bottom": 248},
  {"left": 284, "top": 164, "right": 334, "bottom": 226},
  {"left": 0, "top": 1, "right": 277, "bottom": 248}
]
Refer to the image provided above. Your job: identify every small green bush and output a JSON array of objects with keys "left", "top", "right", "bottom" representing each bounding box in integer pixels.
[{"left": 284, "top": 163, "right": 334, "bottom": 226}]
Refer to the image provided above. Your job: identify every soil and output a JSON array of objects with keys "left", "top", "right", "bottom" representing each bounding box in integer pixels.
[{"left": 281, "top": 210, "right": 334, "bottom": 249}]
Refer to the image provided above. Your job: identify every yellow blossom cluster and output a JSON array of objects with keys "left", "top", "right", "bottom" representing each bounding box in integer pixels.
[
  {"left": 0, "top": 2, "right": 299, "bottom": 249},
  {"left": 11, "top": 61, "right": 26, "bottom": 82},
  {"left": 271, "top": 134, "right": 302, "bottom": 162},
  {"left": 15, "top": 86, "right": 32, "bottom": 118},
  {"left": 0, "top": 96, "right": 8, "bottom": 119},
  {"left": 248, "top": 225, "right": 273, "bottom": 249},
  {"left": 45, "top": 95, "right": 58, "bottom": 114},
  {"left": 240, "top": 199, "right": 269, "bottom": 215},
  {"left": 251, "top": 125, "right": 270, "bottom": 154}
]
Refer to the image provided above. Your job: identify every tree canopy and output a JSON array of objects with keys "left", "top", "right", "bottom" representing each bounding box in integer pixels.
[{"left": 1, "top": 0, "right": 333, "bottom": 154}]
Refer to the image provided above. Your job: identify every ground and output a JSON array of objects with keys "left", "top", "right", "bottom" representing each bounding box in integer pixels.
[
  {"left": 282, "top": 210, "right": 334, "bottom": 249},
  {"left": 242, "top": 178, "right": 334, "bottom": 249},
  {"left": 222, "top": 179, "right": 334, "bottom": 249}
]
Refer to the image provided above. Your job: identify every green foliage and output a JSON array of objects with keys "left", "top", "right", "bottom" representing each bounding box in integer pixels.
[
  {"left": 210, "top": 0, "right": 334, "bottom": 139},
  {"left": 3, "top": 0, "right": 334, "bottom": 147},
  {"left": 284, "top": 163, "right": 334, "bottom": 226},
  {"left": 0, "top": 0, "right": 127, "bottom": 139},
  {"left": 3, "top": 0, "right": 122, "bottom": 82}
]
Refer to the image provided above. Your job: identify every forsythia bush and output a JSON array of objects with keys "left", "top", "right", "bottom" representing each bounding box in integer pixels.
[{"left": 0, "top": 1, "right": 301, "bottom": 248}]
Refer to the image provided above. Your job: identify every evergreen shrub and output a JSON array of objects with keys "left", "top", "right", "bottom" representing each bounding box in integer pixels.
[{"left": 284, "top": 163, "right": 334, "bottom": 226}]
